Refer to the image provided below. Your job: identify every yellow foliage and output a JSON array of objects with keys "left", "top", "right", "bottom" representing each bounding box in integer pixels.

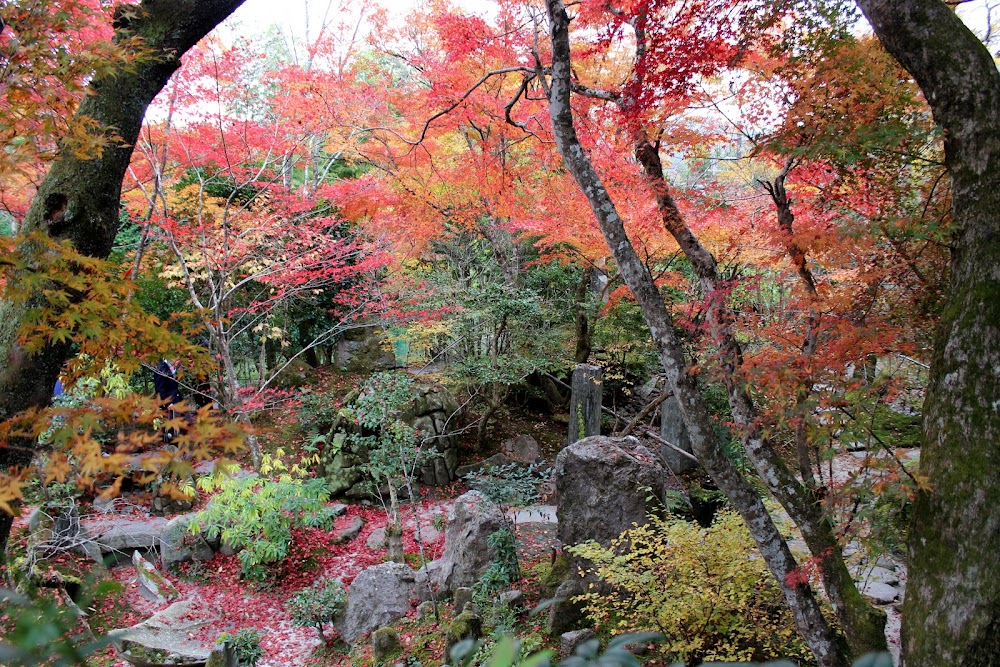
[{"left": 569, "top": 510, "right": 812, "bottom": 664}]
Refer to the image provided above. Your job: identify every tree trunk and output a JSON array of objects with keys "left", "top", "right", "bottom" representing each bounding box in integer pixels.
[
  {"left": 543, "top": 3, "right": 846, "bottom": 665},
  {"left": 632, "top": 113, "right": 884, "bottom": 658},
  {"left": 0, "top": 0, "right": 246, "bottom": 561},
  {"left": 852, "top": 2, "right": 1000, "bottom": 665}
]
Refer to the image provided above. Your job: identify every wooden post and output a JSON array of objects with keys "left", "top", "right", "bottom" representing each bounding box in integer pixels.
[{"left": 568, "top": 363, "right": 602, "bottom": 445}]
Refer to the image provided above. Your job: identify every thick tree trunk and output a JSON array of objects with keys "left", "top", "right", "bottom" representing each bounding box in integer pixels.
[
  {"left": 543, "top": 3, "right": 846, "bottom": 664},
  {"left": 852, "top": 2, "right": 1000, "bottom": 665},
  {"left": 0, "top": 0, "right": 246, "bottom": 561}
]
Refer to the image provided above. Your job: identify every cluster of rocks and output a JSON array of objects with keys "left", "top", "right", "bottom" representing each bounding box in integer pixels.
[
  {"left": 845, "top": 543, "right": 906, "bottom": 605},
  {"left": 318, "top": 383, "right": 463, "bottom": 497}
]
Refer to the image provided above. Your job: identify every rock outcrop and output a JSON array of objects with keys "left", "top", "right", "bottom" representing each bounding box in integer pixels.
[
  {"left": 421, "top": 491, "right": 505, "bottom": 595},
  {"left": 335, "top": 562, "right": 417, "bottom": 644}
]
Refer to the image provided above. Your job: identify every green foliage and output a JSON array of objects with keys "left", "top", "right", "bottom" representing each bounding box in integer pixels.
[
  {"left": 0, "top": 585, "right": 116, "bottom": 666},
  {"left": 568, "top": 511, "right": 810, "bottom": 664},
  {"left": 342, "top": 372, "right": 434, "bottom": 502},
  {"left": 217, "top": 628, "right": 264, "bottom": 667},
  {"left": 193, "top": 456, "right": 337, "bottom": 580},
  {"left": 477, "top": 528, "right": 520, "bottom": 598},
  {"left": 590, "top": 301, "right": 659, "bottom": 400},
  {"left": 464, "top": 463, "right": 547, "bottom": 514},
  {"left": 466, "top": 462, "right": 552, "bottom": 590},
  {"left": 286, "top": 579, "right": 347, "bottom": 641}
]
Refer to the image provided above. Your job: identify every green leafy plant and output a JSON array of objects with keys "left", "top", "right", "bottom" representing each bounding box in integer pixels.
[
  {"left": 216, "top": 628, "right": 264, "bottom": 667},
  {"left": 286, "top": 579, "right": 347, "bottom": 643},
  {"left": 341, "top": 372, "right": 436, "bottom": 563},
  {"left": 465, "top": 462, "right": 552, "bottom": 582},
  {"left": 192, "top": 454, "right": 337, "bottom": 580},
  {"left": 568, "top": 510, "right": 811, "bottom": 664},
  {"left": 0, "top": 584, "right": 117, "bottom": 666}
]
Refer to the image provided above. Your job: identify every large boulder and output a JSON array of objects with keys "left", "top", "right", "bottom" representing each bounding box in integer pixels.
[
  {"left": 423, "top": 491, "right": 505, "bottom": 594},
  {"left": 404, "top": 384, "right": 462, "bottom": 486},
  {"left": 555, "top": 436, "right": 673, "bottom": 549},
  {"left": 160, "top": 513, "right": 214, "bottom": 568},
  {"left": 335, "top": 562, "right": 417, "bottom": 645},
  {"left": 84, "top": 516, "right": 169, "bottom": 558},
  {"left": 334, "top": 327, "right": 396, "bottom": 373},
  {"left": 502, "top": 435, "right": 543, "bottom": 463},
  {"left": 110, "top": 597, "right": 220, "bottom": 665}
]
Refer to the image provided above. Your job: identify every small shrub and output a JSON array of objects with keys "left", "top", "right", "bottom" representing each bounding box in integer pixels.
[
  {"left": 286, "top": 579, "right": 347, "bottom": 642},
  {"left": 216, "top": 628, "right": 264, "bottom": 667},
  {"left": 192, "top": 454, "right": 337, "bottom": 580},
  {"left": 569, "top": 510, "right": 811, "bottom": 664}
]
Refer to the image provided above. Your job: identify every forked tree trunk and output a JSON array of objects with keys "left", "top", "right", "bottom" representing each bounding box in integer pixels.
[
  {"left": 543, "top": 3, "right": 846, "bottom": 665},
  {"left": 0, "top": 0, "right": 247, "bottom": 562},
  {"left": 633, "top": 133, "right": 886, "bottom": 655},
  {"left": 852, "top": 2, "right": 1000, "bottom": 664}
]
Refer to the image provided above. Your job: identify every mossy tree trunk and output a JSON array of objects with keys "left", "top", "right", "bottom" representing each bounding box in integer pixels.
[
  {"left": 0, "top": 0, "right": 246, "bottom": 563},
  {"left": 852, "top": 2, "right": 1000, "bottom": 665}
]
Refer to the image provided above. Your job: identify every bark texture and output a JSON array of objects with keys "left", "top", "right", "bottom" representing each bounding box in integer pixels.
[
  {"left": 543, "top": 2, "right": 846, "bottom": 665},
  {"left": 0, "top": 0, "right": 246, "bottom": 561},
  {"left": 852, "top": 2, "right": 1000, "bottom": 665}
]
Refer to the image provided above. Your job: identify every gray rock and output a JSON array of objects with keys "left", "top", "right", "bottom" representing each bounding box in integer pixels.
[
  {"left": 873, "top": 555, "right": 899, "bottom": 571},
  {"left": 851, "top": 565, "right": 900, "bottom": 587},
  {"left": 860, "top": 581, "right": 900, "bottom": 604},
  {"left": 321, "top": 384, "right": 463, "bottom": 497},
  {"left": 497, "top": 589, "right": 524, "bottom": 610},
  {"left": 111, "top": 596, "right": 220, "bottom": 664},
  {"left": 371, "top": 627, "right": 401, "bottom": 660},
  {"left": 453, "top": 587, "right": 474, "bottom": 614},
  {"left": 547, "top": 579, "right": 590, "bottom": 635},
  {"left": 446, "top": 610, "right": 482, "bottom": 653},
  {"left": 334, "top": 327, "right": 397, "bottom": 373},
  {"left": 133, "top": 551, "right": 178, "bottom": 604},
  {"left": 87, "top": 516, "right": 169, "bottom": 555},
  {"left": 503, "top": 435, "right": 543, "bottom": 463},
  {"left": 160, "top": 514, "right": 214, "bottom": 568},
  {"left": 413, "top": 523, "right": 442, "bottom": 546},
  {"left": 560, "top": 629, "right": 596, "bottom": 660},
  {"left": 843, "top": 541, "right": 863, "bottom": 558},
  {"left": 555, "top": 436, "right": 675, "bottom": 550},
  {"left": 336, "top": 562, "right": 417, "bottom": 645},
  {"left": 424, "top": 491, "right": 505, "bottom": 594},
  {"left": 366, "top": 526, "right": 387, "bottom": 550},
  {"left": 416, "top": 601, "right": 436, "bottom": 618},
  {"left": 335, "top": 515, "right": 366, "bottom": 544}
]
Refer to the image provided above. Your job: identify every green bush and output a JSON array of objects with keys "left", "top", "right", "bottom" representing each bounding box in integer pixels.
[
  {"left": 286, "top": 579, "right": 347, "bottom": 642},
  {"left": 216, "top": 628, "right": 263, "bottom": 666},
  {"left": 568, "top": 510, "right": 811, "bottom": 664},
  {"left": 193, "top": 457, "right": 338, "bottom": 581}
]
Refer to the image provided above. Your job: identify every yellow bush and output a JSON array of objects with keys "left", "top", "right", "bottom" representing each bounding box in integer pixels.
[{"left": 568, "top": 510, "right": 811, "bottom": 664}]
